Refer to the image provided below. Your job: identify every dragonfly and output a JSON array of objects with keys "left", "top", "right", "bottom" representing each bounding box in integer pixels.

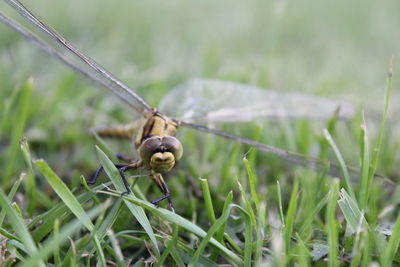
[{"left": 0, "top": 0, "right": 355, "bottom": 210}]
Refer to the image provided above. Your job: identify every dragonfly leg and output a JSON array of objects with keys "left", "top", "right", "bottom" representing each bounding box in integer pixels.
[
  {"left": 87, "top": 163, "right": 126, "bottom": 185},
  {"left": 118, "top": 161, "right": 143, "bottom": 195},
  {"left": 115, "top": 153, "right": 134, "bottom": 163},
  {"left": 151, "top": 173, "right": 175, "bottom": 212}
]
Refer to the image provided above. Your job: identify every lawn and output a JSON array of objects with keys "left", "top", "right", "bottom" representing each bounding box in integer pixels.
[{"left": 0, "top": 0, "right": 399, "bottom": 266}]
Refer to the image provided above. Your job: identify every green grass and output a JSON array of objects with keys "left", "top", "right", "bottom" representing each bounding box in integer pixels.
[{"left": 1, "top": 0, "right": 400, "bottom": 265}]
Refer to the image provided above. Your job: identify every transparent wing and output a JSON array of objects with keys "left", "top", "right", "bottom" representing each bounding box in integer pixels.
[
  {"left": 160, "top": 78, "right": 355, "bottom": 123},
  {"left": 1, "top": 0, "right": 153, "bottom": 115}
]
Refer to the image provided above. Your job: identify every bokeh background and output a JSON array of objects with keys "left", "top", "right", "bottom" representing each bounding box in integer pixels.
[
  {"left": 1, "top": 0, "right": 399, "bottom": 202},
  {"left": 1, "top": 1, "right": 400, "bottom": 264},
  {"left": 2, "top": 0, "right": 399, "bottom": 102}
]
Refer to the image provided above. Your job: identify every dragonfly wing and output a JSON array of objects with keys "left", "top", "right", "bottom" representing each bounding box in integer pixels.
[
  {"left": 160, "top": 78, "right": 355, "bottom": 123},
  {"left": 2, "top": 0, "right": 153, "bottom": 115}
]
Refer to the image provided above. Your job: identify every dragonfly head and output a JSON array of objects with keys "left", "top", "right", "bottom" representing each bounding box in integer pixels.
[{"left": 139, "top": 136, "right": 183, "bottom": 173}]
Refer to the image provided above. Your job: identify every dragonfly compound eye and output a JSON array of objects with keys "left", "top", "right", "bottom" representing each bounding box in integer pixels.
[
  {"left": 139, "top": 136, "right": 162, "bottom": 165},
  {"left": 161, "top": 136, "right": 183, "bottom": 161}
]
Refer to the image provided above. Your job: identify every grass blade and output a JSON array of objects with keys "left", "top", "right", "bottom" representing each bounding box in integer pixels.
[
  {"left": 19, "top": 201, "right": 110, "bottom": 267},
  {"left": 368, "top": 59, "right": 393, "bottom": 182},
  {"left": 237, "top": 179, "right": 257, "bottom": 228},
  {"left": 95, "top": 146, "right": 160, "bottom": 257},
  {"left": 277, "top": 181, "right": 285, "bottom": 226},
  {"left": 100, "top": 190, "right": 243, "bottom": 265},
  {"left": 5, "top": 78, "right": 33, "bottom": 183},
  {"left": 382, "top": 212, "right": 400, "bottom": 266},
  {"left": 243, "top": 156, "right": 260, "bottom": 208},
  {"left": 358, "top": 111, "right": 370, "bottom": 210},
  {"left": 323, "top": 129, "right": 355, "bottom": 200},
  {"left": 188, "top": 191, "right": 233, "bottom": 267},
  {"left": 337, "top": 189, "right": 368, "bottom": 233},
  {"left": 232, "top": 204, "right": 253, "bottom": 267},
  {"left": 0, "top": 189, "right": 45, "bottom": 267},
  {"left": 327, "top": 179, "right": 340, "bottom": 267},
  {"left": 20, "top": 137, "right": 37, "bottom": 213},
  {"left": 35, "top": 159, "right": 107, "bottom": 266},
  {"left": 284, "top": 179, "right": 298, "bottom": 253},
  {"left": 35, "top": 159, "right": 95, "bottom": 231},
  {"left": 0, "top": 173, "right": 24, "bottom": 226},
  {"left": 200, "top": 178, "right": 216, "bottom": 224}
]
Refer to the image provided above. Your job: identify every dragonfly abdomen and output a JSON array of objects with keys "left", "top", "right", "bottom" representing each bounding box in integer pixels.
[{"left": 93, "top": 121, "right": 143, "bottom": 140}]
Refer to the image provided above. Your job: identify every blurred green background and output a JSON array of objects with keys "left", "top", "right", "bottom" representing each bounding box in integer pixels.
[
  {"left": 1, "top": 0, "right": 400, "bottom": 188},
  {"left": 1, "top": 0, "right": 400, "bottom": 264},
  {"left": 1, "top": 0, "right": 399, "bottom": 185},
  {"left": 0, "top": 0, "right": 400, "bottom": 188},
  {"left": 2, "top": 0, "right": 399, "bottom": 100}
]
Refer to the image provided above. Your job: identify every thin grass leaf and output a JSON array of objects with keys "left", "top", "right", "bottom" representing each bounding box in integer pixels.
[
  {"left": 327, "top": 179, "right": 340, "bottom": 267},
  {"left": 0, "top": 226, "right": 21, "bottom": 242},
  {"left": 0, "top": 78, "right": 20, "bottom": 136},
  {"left": 219, "top": 143, "right": 240, "bottom": 195},
  {"left": 92, "top": 234, "right": 106, "bottom": 267},
  {"left": 95, "top": 146, "right": 160, "bottom": 257},
  {"left": 237, "top": 179, "right": 257, "bottom": 228},
  {"left": 92, "top": 131, "right": 118, "bottom": 162},
  {"left": 188, "top": 191, "right": 233, "bottom": 267},
  {"left": 101, "top": 190, "right": 243, "bottom": 266},
  {"left": 200, "top": 178, "right": 216, "bottom": 224},
  {"left": 19, "top": 201, "right": 110, "bottom": 267},
  {"left": 255, "top": 202, "right": 267, "bottom": 265},
  {"left": 369, "top": 59, "right": 393, "bottom": 183},
  {"left": 20, "top": 137, "right": 37, "bottom": 213},
  {"left": 34, "top": 159, "right": 107, "bottom": 266},
  {"left": 168, "top": 245, "right": 186, "bottom": 267},
  {"left": 7, "top": 239, "right": 28, "bottom": 259},
  {"left": 338, "top": 188, "right": 368, "bottom": 233},
  {"left": 35, "top": 159, "right": 95, "bottom": 231},
  {"left": 295, "top": 233, "right": 311, "bottom": 267},
  {"left": 107, "top": 229, "right": 125, "bottom": 267},
  {"left": 243, "top": 156, "right": 260, "bottom": 208},
  {"left": 323, "top": 129, "right": 356, "bottom": 200},
  {"left": 358, "top": 111, "right": 370, "bottom": 210},
  {"left": 30, "top": 183, "right": 111, "bottom": 241},
  {"left": 5, "top": 78, "right": 33, "bottom": 183},
  {"left": 299, "top": 193, "right": 329, "bottom": 235},
  {"left": 319, "top": 107, "right": 340, "bottom": 160},
  {"left": 0, "top": 189, "right": 45, "bottom": 267},
  {"left": 52, "top": 219, "right": 61, "bottom": 266},
  {"left": 231, "top": 204, "right": 253, "bottom": 267},
  {"left": 382, "top": 212, "right": 400, "bottom": 266},
  {"left": 156, "top": 245, "right": 171, "bottom": 267},
  {"left": 277, "top": 181, "right": 285, "bottom": 226},
  {"left": 96, "top": 198, "right": 123, "bottom": 239},
  {"left": 0, "top": 173, "right": 24, "bottom": 226},
  {"left": 12, "top": 202, "right": 23, "bottom": 218},
  {"left": 350, "top": 230, "right": 366, "bottom": 267},
  {"left": 361, "top": 231, "right": 372, "bottom": 266},
  {"left": 155, "top": 225, "right": 184, "bottom": 267},
  {"left": 284, "top": 179, "right": 298, "bottom": 253}
]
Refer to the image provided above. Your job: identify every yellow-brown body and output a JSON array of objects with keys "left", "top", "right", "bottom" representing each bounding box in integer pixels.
[
  {"left": 134, "top": 113, "right": 178, "bottom": 148},
  {"left": 95, "top": 112, "right": 183, "bottom": 174},
  {"left": 91, "top": 111, "right": 183, "bottom": 210}
]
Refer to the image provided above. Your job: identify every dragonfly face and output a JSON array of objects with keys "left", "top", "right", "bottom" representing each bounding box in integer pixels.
[
  {"left": 134, "top": 112, "right": 183, "bottom": 173},
  {"left": 139, "top": 135, "right": 183, "bottom": 173}
]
